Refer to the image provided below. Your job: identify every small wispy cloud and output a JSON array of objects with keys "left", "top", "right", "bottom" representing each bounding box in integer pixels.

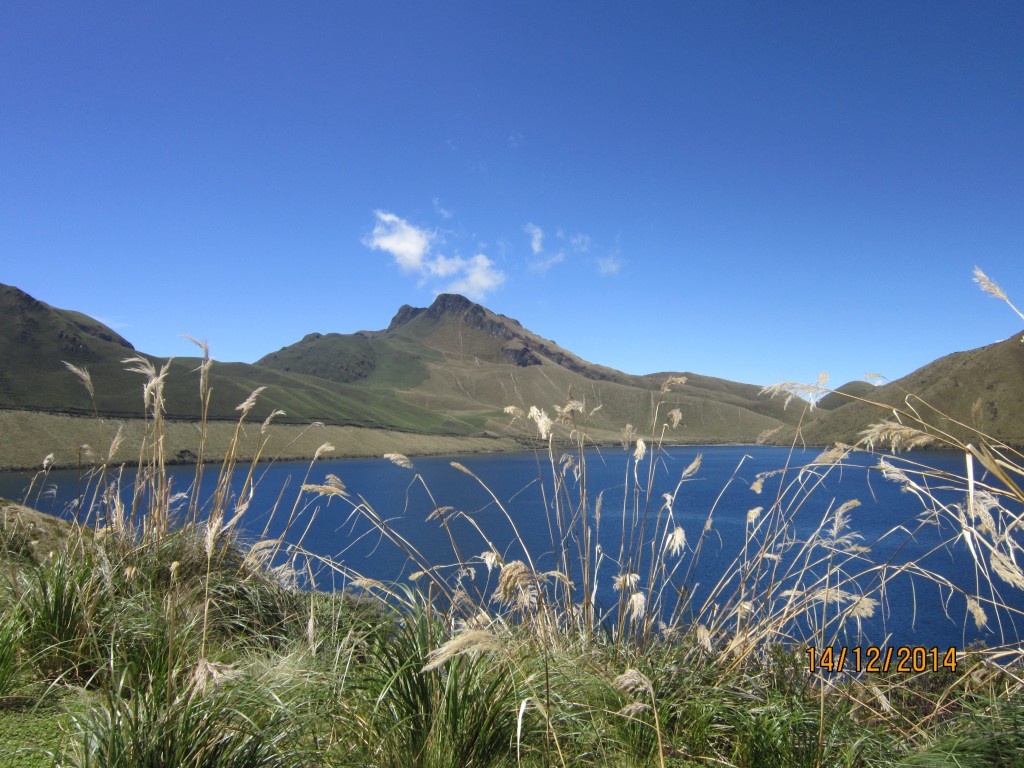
[
  {"left": 432, "top": 197, "right": 454, "bottom": 219},
  {"left": 570, "top": 233, "right": 591, "bottom": 253},
  {"left": 524, "top": 223, "right": 544, "bottom": 255},
  {"left": 529, "top": 251, "right": 566, "bottom": 274},
  {"left": 508, "top": 132, "right": 523, "bottom": 149},
  {"left": 597, "top": 255, "right": 622, "bottom": 275},
  {"left": 364, "top": 211, "right": 505, "bottom": 300}
]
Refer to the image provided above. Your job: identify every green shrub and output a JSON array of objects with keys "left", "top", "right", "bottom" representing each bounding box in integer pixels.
[
  {"left": 0, "top": 611, "right": 22, "bottom": 698},
  {"left": 61, "top": 665, "right": 292, "bottom": 768},
  {"left": 18, "top": 552, "right": 103, "bottom": 684}
]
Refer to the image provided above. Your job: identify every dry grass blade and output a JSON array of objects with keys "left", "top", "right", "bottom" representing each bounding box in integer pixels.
[
  {"left": 860, "top": 421, "right": 936, "bottom": 452},
  {"left": 63, "top": 361, "right": 94, "bottom": 399},
  {"left": 760, "top": 380, "right": 829, "bottom": 410},
  {"left": 236, "top": 386, "right": 267, "bottom": 417},
  {"left": 421, "top": 629, "right": 503, "bottom": 672},
  {"left": 384, "top": 452, "right": 414, "bottom": 469},
  {"left": 973, "top": 265, "right": 1008, "bottom": 301}
]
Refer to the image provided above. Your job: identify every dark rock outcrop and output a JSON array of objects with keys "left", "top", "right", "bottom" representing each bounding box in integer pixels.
[{"left": 504, "top": 346, "right": 542, "bottom": 367}]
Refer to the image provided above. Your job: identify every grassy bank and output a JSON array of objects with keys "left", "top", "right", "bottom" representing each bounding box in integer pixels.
[{"left": 0, "top": 409, "right": 525, "bottom": 472}]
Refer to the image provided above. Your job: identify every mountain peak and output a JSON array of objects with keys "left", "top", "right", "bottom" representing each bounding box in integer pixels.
[
  {"left": 387, "top": 294, "right": 484, "bottom": 331},
  {"left": 427, "top": 293, "right": 477, "bottom": 317},
  {"left": 387, "top": 304, "right": 424, "bottom": 331}
]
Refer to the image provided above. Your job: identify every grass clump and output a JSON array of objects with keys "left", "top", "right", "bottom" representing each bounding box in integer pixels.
[{"left": 62, "top": 660, "right": 294, "bottom": 768}]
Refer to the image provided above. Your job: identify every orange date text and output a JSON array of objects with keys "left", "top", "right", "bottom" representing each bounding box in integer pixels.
[{"left": 806, "top": 646, "right": 958, "bottom": 674}]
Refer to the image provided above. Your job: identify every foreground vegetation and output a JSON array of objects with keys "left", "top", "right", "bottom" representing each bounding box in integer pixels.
[{"left": 2, "top": 271, "right": 1024, "bottom": 767}]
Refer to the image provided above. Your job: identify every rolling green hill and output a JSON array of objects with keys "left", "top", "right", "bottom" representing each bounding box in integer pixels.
[
  {"left": 0, "top": 283, "right": 480, "bottom": 434},
  {"left": 258, "top": 292, "right": 800, "bottom": 444},
  {"left": 20, "top": 281, "right": 991, "bottom": 468},
  {"left": 791, "top": 332, "right": 1024, "bottom": 447}
]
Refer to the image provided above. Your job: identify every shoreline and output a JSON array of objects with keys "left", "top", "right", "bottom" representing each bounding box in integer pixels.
[{"left": 1, "top": 408, "right": 975, "bottom": 473}]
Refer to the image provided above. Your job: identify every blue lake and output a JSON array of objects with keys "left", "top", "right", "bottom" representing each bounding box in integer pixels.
[{"left": 3, "top": 445, "right": 1022, "bottom": 652}]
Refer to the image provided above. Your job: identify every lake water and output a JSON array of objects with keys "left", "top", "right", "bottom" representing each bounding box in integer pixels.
[{"left": 3, "top": 445, "right": 1022, "bottom": 652}]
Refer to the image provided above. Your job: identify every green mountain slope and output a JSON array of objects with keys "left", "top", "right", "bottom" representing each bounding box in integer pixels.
[
  {"left": 258, "top": 293, "right": 797, "bottom": 443},
  {"left": 0, "top": 283, "right": 817, "bottom": 449},
  {"left": 795, "top": 332, "right": 1024, "bottom": 446},
  {"left": 13, "top": 282, "right": 1024, "bottom": 452},
  {"left": 0, "top": 284, "right": 480, "bottom": 434}
]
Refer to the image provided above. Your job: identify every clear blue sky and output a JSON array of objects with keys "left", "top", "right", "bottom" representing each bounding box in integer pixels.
[{"left": 3, "top": 2, "right": 1023, "bottom": 389}]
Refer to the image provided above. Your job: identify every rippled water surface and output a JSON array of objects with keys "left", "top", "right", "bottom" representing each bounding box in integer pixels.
[{"left": 3, "top": 445, "right": 1021, "bottom": 650}]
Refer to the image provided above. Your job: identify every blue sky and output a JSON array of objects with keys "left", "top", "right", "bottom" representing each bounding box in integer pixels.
[{"left": 2, "top": 2, "right": 1023, "bottom": 390}]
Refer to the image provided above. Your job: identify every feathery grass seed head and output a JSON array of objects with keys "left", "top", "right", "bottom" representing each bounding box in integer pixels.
[
  {"left": 261, "top": 409, "right": 286, "bottom": 434},
  {"left": 966, "top": 596, "right": 989, "bottom": 630},
  {"left": 422, "top": 629, "right": 503, "bottom": 672},
  {"left": 665, "top": 526, "right": 686, "bottom": 557},
  {"left": 236, "top": 386, "right": 266, "bottom": 417},
  {"left": 661, "top": 376, "right": 687, "bottom": 393},
  {"left": 614, "top": 572, "right": 640, "bottom": 592},
  {"left": 384, "top": 452, "right": 414, "bottom": 469},
  {"left": 480, "top": 550, "right": 503, "bottom": 573},
  {"left": 628, "top": 591, "right": 646, "bottom": 621},
  {"left": 63, "top": 361, "right": 95, "bottom": 399},
  {"left": 313, "top": 442, "right": 335, "bottom": 460},
  {"left": 974, "top": 266, "right": 1008, "bottom": 301},
  {"left": 527, "top": 406, "right": 552, "bottom": 439},
  {"left": 614, "top": 669, "right": 653, "bottom": 696},
  {"left": 667, "top": 408, "right": 683, "bottom": 428},
  {"left": 634, "top": 439, "right": 647, "bottom": 463},
  {"left": 990, "top": 548, "right": 1024, "bottom": 590}
]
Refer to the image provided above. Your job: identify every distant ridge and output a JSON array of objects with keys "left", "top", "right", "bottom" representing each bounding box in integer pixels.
[
  {"left": 6, "top": 281, "right": 1021, "bottom": 460},
  {"left": 257, "top": 292, "right": 797, "bottom": 442},
  {"left": 795, "top": 332, "right": 1024, "bottom": 446}
]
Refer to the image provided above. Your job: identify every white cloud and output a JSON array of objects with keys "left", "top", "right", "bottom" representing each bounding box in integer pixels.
[
  {"left": 597, "top": 255, "right": 622, "bottom": 275},
  {"left": 444, "top": 254, "right": 505, "bottom": 300},
  {"left": 524, "top": 223, "right": 544, "bottom": 255},
  {"left": 364, "top": 211, "right": 505, "bottom": 300},
  {"left": 426, "top": 253, "right": 466, "bottom": 278},
  {"left": 363, "top": 211, "right": 432, "bottom": 272}
]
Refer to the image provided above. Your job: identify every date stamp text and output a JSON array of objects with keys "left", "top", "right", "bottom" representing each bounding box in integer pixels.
[{"left": 806, "top": 646, "right": 958, "bottom": 674}]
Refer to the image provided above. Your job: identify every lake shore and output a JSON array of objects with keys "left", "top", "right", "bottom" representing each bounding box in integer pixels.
[
  {"left": 0, "top": 408, "right": 807, "bottom": 471},
  {"left": 0, "top": 409, "right": 531, "bottom": 471}
]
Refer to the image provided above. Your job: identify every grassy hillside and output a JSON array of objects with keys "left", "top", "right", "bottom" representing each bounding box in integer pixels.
[
  {"left": 258, "top": 292, "right": 797, "bottom": 445},
  {"left": 0, "top": 283, "right": 483, "bottom": 435},
  {"left": 816, "top": 380, "right": 878, "bottom": 411},
  {"left": 17, "top": 281, "right": 1024, "bottom": 462},
  {"left": 794, "top": 331, "right": 1024, "bottom": 447}
]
